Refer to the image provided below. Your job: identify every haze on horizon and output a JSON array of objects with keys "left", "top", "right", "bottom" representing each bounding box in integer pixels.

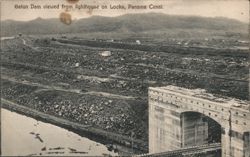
[{"left": 1, "top": 0, "right": 249, "bottom": 23}]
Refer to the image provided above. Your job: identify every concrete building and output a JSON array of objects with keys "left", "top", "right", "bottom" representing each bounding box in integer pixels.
[{"left": 149, "top": 86, "right": 250, "bottom": 157}]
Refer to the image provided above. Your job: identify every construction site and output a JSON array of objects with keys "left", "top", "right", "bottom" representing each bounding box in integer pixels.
[{"left": 1, "top": 32, "right": 249, "bottom": 155}]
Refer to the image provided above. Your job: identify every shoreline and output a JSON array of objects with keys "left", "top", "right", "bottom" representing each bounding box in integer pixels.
[{"left": 1, "top": 98, "right": 148, "bottom": 154}]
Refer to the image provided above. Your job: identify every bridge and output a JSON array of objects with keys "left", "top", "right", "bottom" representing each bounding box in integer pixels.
[
  {"left": 135, "top": 143, "right": 221, "bottom": 157},
  {"left": 148, "top": 86, "right": 250, "bottom": 157}
]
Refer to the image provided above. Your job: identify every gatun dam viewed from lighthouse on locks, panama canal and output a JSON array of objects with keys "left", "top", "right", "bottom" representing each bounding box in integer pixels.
[{"left": 1, "top": 1, "right": 250, "bottom": 156}]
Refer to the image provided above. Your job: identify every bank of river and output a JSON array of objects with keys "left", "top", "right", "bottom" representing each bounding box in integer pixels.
[
  {"left": 1, "top": 99, "right": 147, "bottom": 155},
  {"left": 1, "top": 108, "right": 119, "bottom": 156}
]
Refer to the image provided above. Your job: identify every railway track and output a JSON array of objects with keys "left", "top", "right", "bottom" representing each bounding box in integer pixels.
[{"left": 135, "top": 143, "right": 221, "bottom": 157}]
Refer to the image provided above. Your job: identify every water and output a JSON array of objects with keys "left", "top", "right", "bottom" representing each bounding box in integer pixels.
[{"left": 1, "top": 108, "right": 118, "bottom": 156}]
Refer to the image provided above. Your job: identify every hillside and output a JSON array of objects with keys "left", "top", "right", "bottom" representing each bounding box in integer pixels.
[{"left": 1, "top": 13, "right": 248, "bottom": 36}]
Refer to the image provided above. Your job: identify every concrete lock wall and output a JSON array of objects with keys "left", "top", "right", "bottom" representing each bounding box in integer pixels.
[
  {"left": 149, "top": 98, "right": 209, "bottom": 153},
  {"left": 243, "top": 132, "right": 250, "bottom": 157},
  {"left": 222, "top": 130, "right": 250, "bottom": 157},
  {"left": 149, "top": 98, "right": 182, "bottom": 153},
  {"left": 181, "top": 112, "right": 208, "bottom": 147},
  {"left": 148, "top": 86, "right": 250, "bottom": 157}
]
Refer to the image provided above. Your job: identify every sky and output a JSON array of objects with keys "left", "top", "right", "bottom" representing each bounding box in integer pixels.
[{"left": 1, "top": 0, "right": 249, "bottom": 23}]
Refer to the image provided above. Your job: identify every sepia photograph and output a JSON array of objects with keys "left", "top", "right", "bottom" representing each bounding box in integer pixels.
[{"left": 0, "top": 0, "right": 249, "bottom": 156}]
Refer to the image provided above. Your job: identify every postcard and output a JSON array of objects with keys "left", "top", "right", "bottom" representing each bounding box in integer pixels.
[{"left": 1, "top": 0, "right": 249, "bottom": 156}]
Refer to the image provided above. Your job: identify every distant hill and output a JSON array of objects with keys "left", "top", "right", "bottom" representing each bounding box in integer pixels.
[{"left": 1, "top": 13, "right": 248, "bottom": 36}]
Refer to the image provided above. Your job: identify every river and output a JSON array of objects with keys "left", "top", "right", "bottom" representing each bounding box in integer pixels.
[{"left": 1, "top": 108, "right": 118, "bottom": 156}]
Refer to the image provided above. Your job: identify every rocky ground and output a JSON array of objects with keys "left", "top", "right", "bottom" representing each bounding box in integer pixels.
[{"left": 1, "top": 35, "right": 249, "bottom": 145}]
